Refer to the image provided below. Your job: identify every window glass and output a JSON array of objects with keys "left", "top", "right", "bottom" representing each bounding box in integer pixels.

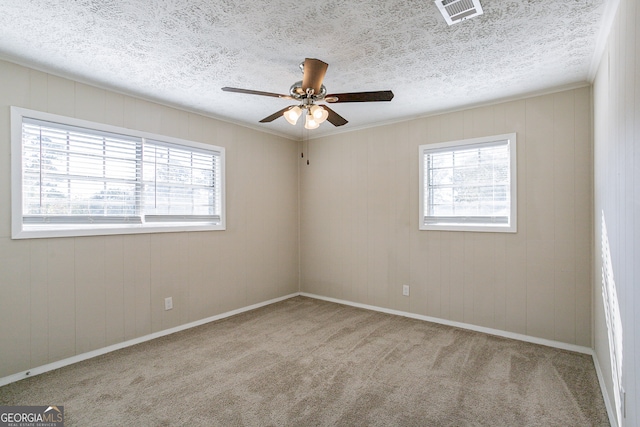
[
  {"left": 419, "top": 133, "right": 516, "bottom": 232},
  {"left": 11, "top": 107, "right": 225, "bottom": 239}
]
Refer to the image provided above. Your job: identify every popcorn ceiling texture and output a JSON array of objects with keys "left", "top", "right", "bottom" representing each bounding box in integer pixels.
[{"left": 0, "top": 0, "right": 605, "bottom": 139}]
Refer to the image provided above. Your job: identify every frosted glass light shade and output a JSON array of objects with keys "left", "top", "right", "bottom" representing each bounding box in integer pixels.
[
  {"left": 284, "top": 106, "right": 302, "bottom": 125},
  {"left": 310, "top": 105, "right": 329, "bottom": 123},
  {"left": 304, "top": 113, "right": 319, "bottom": 129}
]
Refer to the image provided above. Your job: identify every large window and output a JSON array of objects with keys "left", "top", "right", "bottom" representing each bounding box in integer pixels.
[
  {"left": 419, "top": 133, "right": 516, "bottom": 232},
  {"left": 11, "top": 107, "right": 225, "bottom": 239}
]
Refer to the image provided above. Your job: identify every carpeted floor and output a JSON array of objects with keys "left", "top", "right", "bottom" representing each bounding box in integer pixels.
[{"left": 0, "top": 296, "right": 609, "bottom": 426}]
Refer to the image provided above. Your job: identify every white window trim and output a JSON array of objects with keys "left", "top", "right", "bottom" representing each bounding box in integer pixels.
[
  {"left": 419, "top": 133, "right": 517, "bottom": 233},
  {"left": 11, "top": 106, "right": 226, "bottom": 239}
]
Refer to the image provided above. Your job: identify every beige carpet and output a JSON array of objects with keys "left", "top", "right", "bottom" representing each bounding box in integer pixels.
[{"left": 0, "top": 296, "right": 609, "bottom": 426}]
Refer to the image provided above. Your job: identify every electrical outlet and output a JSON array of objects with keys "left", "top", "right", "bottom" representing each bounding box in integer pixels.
[
  {"left": 164, "top": 297, "right": 173, "bottom": 310},
  {"left": 402, "top": 285, "right": 410, "bottom": 296}
]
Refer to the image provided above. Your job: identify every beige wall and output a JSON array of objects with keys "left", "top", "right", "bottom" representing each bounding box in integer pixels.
[
  {"left": 0, "top": 60, "right": 299, "bottom": 378},
  {"left": 593, "top": 0, "right": 639, "bottom": 424},
  {"left": 3, "top": 51, "right": 625, "bottom": 409},
  {"left": 300, "top": 87, "right": 593, "bottom": 347}
]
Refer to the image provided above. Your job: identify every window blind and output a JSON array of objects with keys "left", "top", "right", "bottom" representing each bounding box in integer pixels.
[
  {"left": 423, "top": 140, "right": 510, "bottom": 225},
  {"left": 22, "top": 118, "right": 142, "bottom": 224},
  {"left": 143, "top": 140, "right": 221, "bottom": 223},
  {"left": 17, "top": 113, "right": 223, "bottom": 236}
]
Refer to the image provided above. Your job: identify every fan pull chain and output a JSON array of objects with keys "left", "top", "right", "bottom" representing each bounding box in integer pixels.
[{"left": 302, "top": 128, "right": 310, "bottom": 165}]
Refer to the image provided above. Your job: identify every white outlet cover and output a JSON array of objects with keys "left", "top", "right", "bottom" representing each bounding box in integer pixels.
[
  {"left": 402, "top": 285, "right": 410, "bottom": 296},
  {"left": 164, "top": 297, "right": 173, "bottom": 310}
]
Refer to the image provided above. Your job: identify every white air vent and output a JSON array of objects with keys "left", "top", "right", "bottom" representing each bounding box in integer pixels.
[{"left": 435, "top": 0, "right": 483, "bottom": 25}]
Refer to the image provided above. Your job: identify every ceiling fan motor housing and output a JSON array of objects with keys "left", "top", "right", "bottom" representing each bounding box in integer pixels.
[{"left": 290, "top": 81, "right": 327, "bottom": 100}]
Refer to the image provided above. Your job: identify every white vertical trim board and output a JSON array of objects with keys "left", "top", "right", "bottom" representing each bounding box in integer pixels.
[
  {"left": 593, "top": 353, "right": 620, "bottom": 427},
  {"left": 587, "top": 0, "right": 621, "bottom": 81}
]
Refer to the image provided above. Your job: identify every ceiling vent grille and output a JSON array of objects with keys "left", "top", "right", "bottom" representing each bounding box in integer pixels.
[{"left": 435, "top": 0, "right": 484, "bottom": 25}]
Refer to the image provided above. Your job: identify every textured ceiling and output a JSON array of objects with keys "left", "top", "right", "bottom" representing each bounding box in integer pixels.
[{"left": 0, "top": 0, "right": 607, "bottom": 140}]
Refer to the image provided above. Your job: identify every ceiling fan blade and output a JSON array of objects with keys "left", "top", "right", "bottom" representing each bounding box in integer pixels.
[
  {"left": 259, "top": 106, "right": 295, "bottom": 123},
  {"left": 301, "top": 58, "right": 328, "bottom": 95},
  {"left": 321, "top": 105, "right": 348, "bottom": 127},
  {"left": 325, "top": 90, "right": 394, "bottom": 103},
  {"left": 222, "top": 87, "right": 293, "bottom": 99}
]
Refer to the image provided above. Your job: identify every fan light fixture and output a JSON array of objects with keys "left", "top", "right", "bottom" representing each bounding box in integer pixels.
[
  {"left": 304, "top": 112, "right": 319, "bottom": 129},
  {"left": 286, "top": 104, "right": 329, "bottom": 129},
  {"left": 222, "top": 58, "right": 394, "bottom": 129},
  {"left": 310, "top": 105, "right": 329, "bottom": 123},
  {"left": 284, "top": 106, "right": 302, "bottom": 125}
]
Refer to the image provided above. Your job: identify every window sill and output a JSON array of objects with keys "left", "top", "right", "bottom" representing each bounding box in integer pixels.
[
  {"left": 420, "top": 223, "right": 517, "bottom": 233},
  {"left": 12, "top": 223, "right": 226, "bottom": 239}
]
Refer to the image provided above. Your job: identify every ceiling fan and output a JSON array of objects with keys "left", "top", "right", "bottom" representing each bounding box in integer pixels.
[{"left": 222, "top": 58, "right": 394, "bottom": 129}]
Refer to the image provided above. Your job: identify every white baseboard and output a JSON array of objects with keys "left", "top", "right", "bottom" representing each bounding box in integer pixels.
[
  {"left": 300, "top": 292, "right": 593, "bottom": 354},
  {"left": 592, "top": 352, "right": 618, "bottom": 427},
  {"left": 0, "top": 292, "right": 300, "bottom": 387}
]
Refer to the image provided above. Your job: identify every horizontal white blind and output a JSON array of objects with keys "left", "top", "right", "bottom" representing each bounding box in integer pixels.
[
  {"left": 143, "top": 141, "right": 221, "bottom": 222},
  {"left": 18, "top": 114, "right": 223, "bottom": 234},
  {"left": 424, "top": 140, "right": 510, "bottom": 225},
  {"left": 22, "top": 118, "right": 142, "bottom": 224}
]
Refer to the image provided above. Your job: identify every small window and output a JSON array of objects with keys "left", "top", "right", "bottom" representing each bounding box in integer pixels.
[
  {"left": 419, "top": 133, "right": 516, "bottom": 232},
  {"left": 11, "top": 107, "right": 225, "bottom": 239}
]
